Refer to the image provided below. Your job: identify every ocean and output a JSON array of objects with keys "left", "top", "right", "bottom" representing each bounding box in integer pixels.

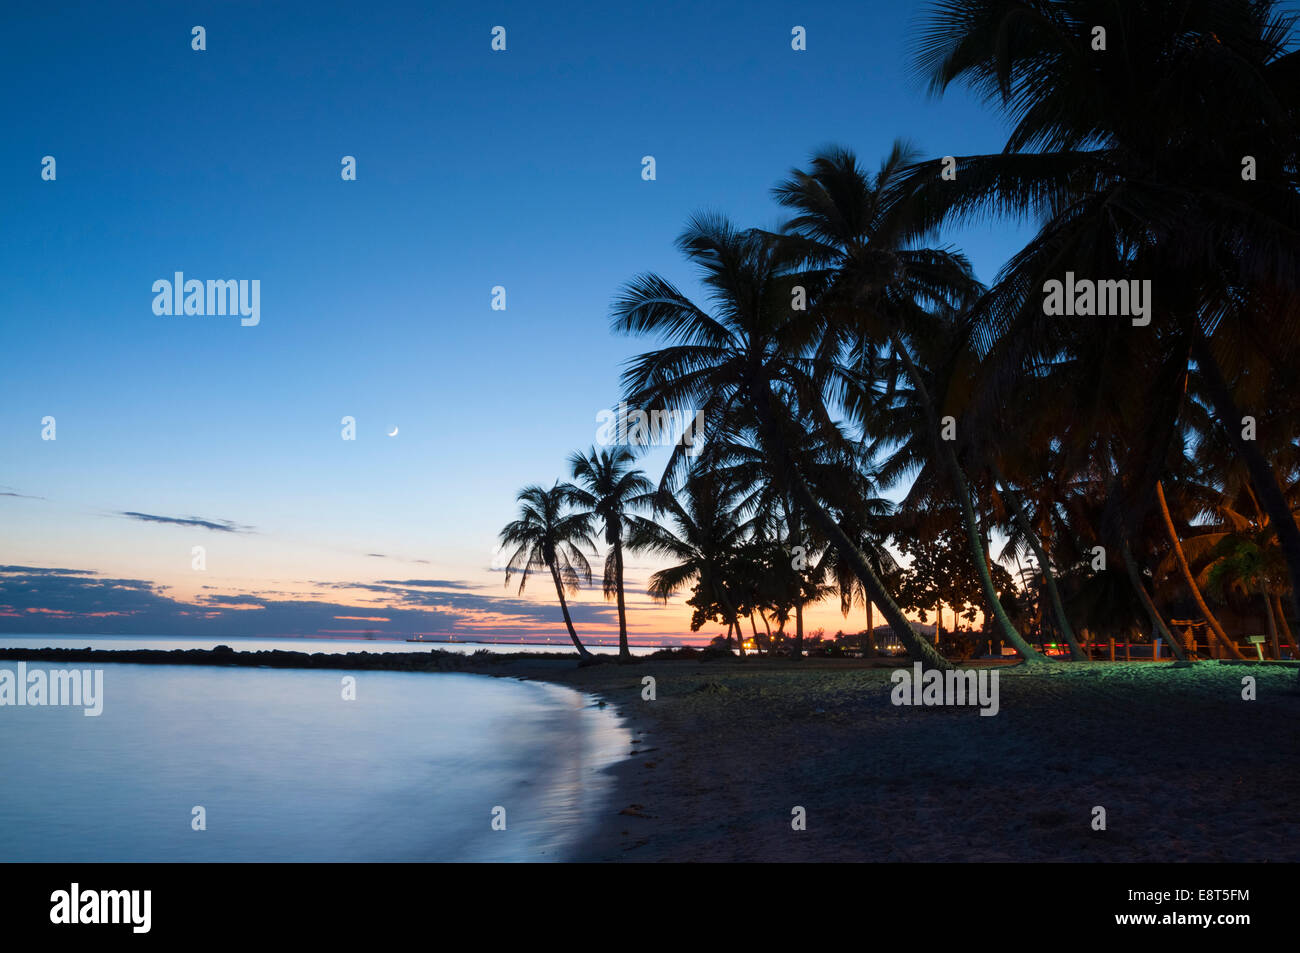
[{"left": 0, "top": 645, "right": 630, "bottom": 862}]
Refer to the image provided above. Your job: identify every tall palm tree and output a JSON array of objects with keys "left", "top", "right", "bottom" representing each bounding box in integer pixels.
[
  {"left": 498, "top": 483, "right": 598, "bottom": 659},
  {"left": 770, "top": 145, "right": 1048, "bottom": 661},
  {"left": 612, "top": 214, "right": 952, "bottom": 669},
  {"left": 905, "top": 0, "right": 1300, "bottom": 621},
  {"left": 1184, "top": 363, "right": 1300, "bottom": 655},
  {"left": 565, "top": 447, "right": 653, "bottom": 662}
]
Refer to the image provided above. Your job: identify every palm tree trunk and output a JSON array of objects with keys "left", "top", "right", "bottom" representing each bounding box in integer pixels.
[
  {"left": 548, "top": 561, "right": 592, "bottom": 658},
  {"left": 713, "top": 583, "right": 745, "bottom": 657},
  {"left": 1119, "top": 537, "right": 1188, "bottom": 662},
  {"left": 794, "top": 481, "right": 947, "bottom": 667},
  {"left": 752, "top": 384, "right": 951, "bottom": 670},
  {"left": 789, "top": 506, "right": 805, "bottom": 659},
  {"left": 1192, "top": 333, "right": 1300, "bottom": 624},
  {"left": 890, "top": 337, "right": 1046, "bottom": 663},
  {"left": 983, "top": 524, "right": 1002, "bottom": 658},
  {"left": 612, "top": 537, "right": 631, "bottom": 662},
  {"left": 992, "top": 469, "right": 1087, "bottom": 660},
  {"left": 1261, "top": 586, "right": 1279, "bottom": 659},
  {"left": 952, "top": 442, "right": 1043, "bottom": 659},
  {"left": 1034, "top": 586, "right": 1046, "bottom": 654},
  {"left": 864, "top": 599, "right": 876, "bottom": 657},
  {"left": 1155, "top": 481, "right": 1246, "bottom": 659}
]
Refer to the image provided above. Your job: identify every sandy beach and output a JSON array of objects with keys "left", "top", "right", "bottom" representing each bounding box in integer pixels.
[
  {"left": 3, "top": 646, "right": 1295, "bottom": 862},
  {"left": 533, "top": 657, "right": 1300, "bottom": 862}
]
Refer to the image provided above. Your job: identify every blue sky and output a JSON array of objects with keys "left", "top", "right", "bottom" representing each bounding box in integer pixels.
[{"left": 0, "top": 1, "right": 1029, "bottom": 642}]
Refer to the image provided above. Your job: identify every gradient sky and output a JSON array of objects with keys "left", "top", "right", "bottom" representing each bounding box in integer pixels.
[{"left": 0, "top": 1, "right": 1030, "bottom": 644}]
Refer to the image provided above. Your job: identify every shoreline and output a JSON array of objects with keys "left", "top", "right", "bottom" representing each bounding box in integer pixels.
[{"left": 4, "top": 647, "right": 1298, "bottom": 861}]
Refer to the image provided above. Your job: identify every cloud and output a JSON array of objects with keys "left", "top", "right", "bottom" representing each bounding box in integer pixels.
[
  {"left": 119, "top": 512, "right": 252, "bottom": 533},
  {"left": 0, "top": 485, "right": 45, "bottom": 500},
  {"left": 0, "top": 565, "right": 96, "bottom": 577},
  {"left": 194, "top": 593, "right": 265, "bottom": 606},
  {"left": 0, "top": 565, "right": 621, "bottom": 640},
  {"left": 375, "top": 579, "right": 478, "bottom": 590}
]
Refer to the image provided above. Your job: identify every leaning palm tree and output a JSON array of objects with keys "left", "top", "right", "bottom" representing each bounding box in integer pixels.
[
  {"left": 612, "top": 213, "right": 952, "bottom": 669},
  {"left": 772, "top": 144, "right": 1047, "bottom": 662},
  {"left": 498, "top": 483, "right": 598, "bottom": 659},
  {"left": 565, "top": 447, "right": 653, "bottom": 662},
  {"left": 1155, "top": 479, "right": 1248, "bottom": 659},
  {"left": 904, "top": 0, "right": 1300, "bottom": 621}
]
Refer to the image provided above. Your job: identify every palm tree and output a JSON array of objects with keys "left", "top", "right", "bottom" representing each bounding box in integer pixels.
[
  {"left": 905, "top": 0, "right": 1300, "bottom": 622},
  {"left": 1205, "top": 534, "right": 1291, "bottom": 657},
  {"left": 769, "top": 145, "right": 1048, "bottom": 661},
  {"left": 565, "top": 447, "right": 653, "bottom": 662},
  {"left": 1185, "top": 367, "right": 1300, "bottom": 656},
  {"left": 612, "top": 214, "right": 952, "bottom": 669},
  {"left": 709, "top": 423, "right": 868, "bottom": 658},
  {"left": 822, "top": 487, "right": 905, "bottom": 658},
  {"left": 1155, "top": 479, "right": 1248, "bottom": 659},
  {"left": 498, "top": 483, "right": 598, "bottom": 659},
  {"left": 625, "top": 466, "right": 751, "bottom": 654}
]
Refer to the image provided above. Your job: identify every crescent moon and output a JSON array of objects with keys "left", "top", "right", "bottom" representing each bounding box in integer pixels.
[{"left": 387, "top": 427, "right": 399, "bottom": 437}]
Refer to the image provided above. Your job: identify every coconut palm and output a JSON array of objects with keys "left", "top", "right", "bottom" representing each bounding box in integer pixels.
[
  {"left": 1205, "top": 534, "right": 1291, "bottom": 657},
  {"left": 1008, "top": 389, "right": 1195, "bottom": 662},
  {"left": 498, "top": 483, "right": 598, "bottom": 659},
  {"left": 1184, "top": 363, "right": 1300, "bottom": 655},
  {"left": 565, "top": 447, "right": 654, "bottom": 662},
  {"left": 1155, "top": 479, "right": 1248, "bottom": 658},
  {"left": 764, "top": 148, "right": 1050, "bottom": 660},
  {"left": 772, "top": 144, "right": 1047, "bottom": 662},
  {"left": 982, "top": 368, "right": 1105, "bottom": 660},
  {"left": 625, "top": 465, "right": 751, "bottom": 654},
  {"left": 904, "top": 0, "right": 1300, "bottom": 620},
  {"left": 708, "top": 422, "right": 870, "bottom": 658},
  {"left": 612, "top": 213, "right": 952, "bottom": 668}
]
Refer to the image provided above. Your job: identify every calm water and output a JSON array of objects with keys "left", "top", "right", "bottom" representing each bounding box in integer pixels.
[
  {"left": 0, "top": 634, "right": 661, "bottom": 656},
  {"left": 0, "top": 663, "right": 630, "bottom": 862}
]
